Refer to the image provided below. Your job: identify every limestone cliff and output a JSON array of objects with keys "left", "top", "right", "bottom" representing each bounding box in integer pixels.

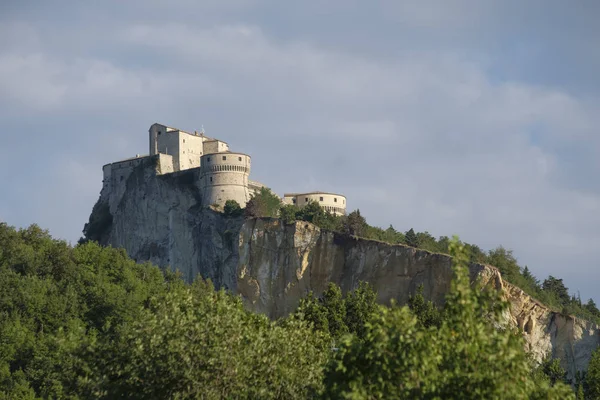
[{"left": 87, "top": 159, "right": 598, "bottom": 379}]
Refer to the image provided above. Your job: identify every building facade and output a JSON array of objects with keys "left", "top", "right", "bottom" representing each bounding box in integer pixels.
[{"left": 101, "top": 123, "right": 346, "bottom": 213}]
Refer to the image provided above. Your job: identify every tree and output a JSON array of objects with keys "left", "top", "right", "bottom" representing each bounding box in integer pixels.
[
  {"left": 408, "top": 285, "right": 442, "bottom": 328},
  {"left": 404, "top": 228, "right": 419, "bottom": 247},
  {"left": 80, "top": 282, "right": 329, "bottom": 399},
  {"left": 486, "top": 246, "right": 521, "bottom": 282},
  {"left": 542, "top": 276, "right": 570, "bottom": 307},
  {"left": 223, "top": 199, "right": 243, "bottom": 217},
  {"left": 538, "top": 357, "right": 569, "bottom": 386},
  {"left": 587, "top": 347, "right": 600, "bottom": 399},
  {"left": 584, "top": 298, "right": 600, "bottom": 318},
  {"left": 279, "top": 204, "right": 298, "bottom": 224},
  {"left": 341, "top": 210, "right": 366, "bottom": 237},
  {"left": 244, "top": 187, "right": 281, "bottom": 218},
  {"left": 296, "top": 201, "right": 325, "bottom": 224},
  {"left": 343, "top": 281, "right": 377, "bottom": 340}
]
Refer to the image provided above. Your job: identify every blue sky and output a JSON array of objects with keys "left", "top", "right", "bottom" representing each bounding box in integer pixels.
[{"left": 1, "top": 1, "right": 598, "bottom": 302}]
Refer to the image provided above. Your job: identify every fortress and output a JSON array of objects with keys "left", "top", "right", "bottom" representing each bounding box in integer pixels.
[{"left": 100, "top": 123, "right": 347, "bottom": 215}]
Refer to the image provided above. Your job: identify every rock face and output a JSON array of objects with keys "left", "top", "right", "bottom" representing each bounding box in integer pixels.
[{"left": 87, "top": 160, "right": 598, "bottom": 379}]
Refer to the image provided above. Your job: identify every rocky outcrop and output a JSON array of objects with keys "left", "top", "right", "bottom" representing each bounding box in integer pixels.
[{"left": 87, "top": 160, "right": 598, "bottom": 379}]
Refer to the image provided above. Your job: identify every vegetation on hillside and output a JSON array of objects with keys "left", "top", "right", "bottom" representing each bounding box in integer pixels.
[
  {"left": 242, "top": 188, "right": 600, "bottom": 325},
  {"left": 1, "top": 222, "right": 591, "bottom": 398}
]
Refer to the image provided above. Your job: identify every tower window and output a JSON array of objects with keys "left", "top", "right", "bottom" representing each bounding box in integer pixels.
[
  {"left": 320, "top": 197, "right": 324, "bottom": 201},
  {"left": 334, "top": 198, "right": 337, "bottom": 202},
  {"left": 207, "top": 157, "right": 211, "bottom": 162},
  {"left": 305, "top": 198, "right": 308, "bottom": 202},
  {"left": 238, "top": 156, "right": 242, "bottom": 161},
  {"left": 210, "top": 177, "right": 213, "bottom": 183},
  {"left": 223, "top": 156, "right": 227, "bottom": 160},
  {"left": 183, "top": 139, "right": 186, "bottom": 143},
  {"left": 157, "top": 131, "right": 161, "bottom": 135},
  {"left": 292, "top": 199, "right": 296, "bottom": 204}
]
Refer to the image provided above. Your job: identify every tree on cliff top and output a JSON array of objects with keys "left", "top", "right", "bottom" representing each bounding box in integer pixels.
[{"left": 244, "top": 187, "right": 281, "bottom": 218}]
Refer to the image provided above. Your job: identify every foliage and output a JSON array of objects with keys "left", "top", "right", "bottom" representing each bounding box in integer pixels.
[
  {"left": 404, "top": 228, "right": 420, "bottom": 247},
  {"left": 587, "top": 347, "right": 600, "bottom": 399},
  {"left": 321, "top": 237, "right": 575, "bottom": 399},
  {"left": 223, "top": 199, "right": 243, "bottom": 217},
  {"left": 279, "top": 204, "right": 298, "bottom": 224},
  {"left": 244, "top": 187, "right": 281, "bottom": 218},
  {"left": 81, "top": 200, "right": 112, "bottom": 244},
  {"left": 0, "top": 222, "right": 589, "bottom": 399},
  {"left": 81, "top": 282, "right": 329, "bottom": 399},
  {"left": 340, "top": 210, "right": 367, "bottom": 237},
  {"left": 408, "top": 285, "right": 443, "bottom": 328},
  {"left": 295, "top": 281, "right": 378, "bottom": 342}
]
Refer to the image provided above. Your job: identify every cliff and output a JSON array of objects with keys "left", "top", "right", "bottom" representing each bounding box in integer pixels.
[{"left": 87, "top": 159, "right": 598, "bottom": 379}]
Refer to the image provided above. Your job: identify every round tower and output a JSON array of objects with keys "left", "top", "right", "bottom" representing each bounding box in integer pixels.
[{"left": 200, "top": 152, "right": 251, "bottom": 207}]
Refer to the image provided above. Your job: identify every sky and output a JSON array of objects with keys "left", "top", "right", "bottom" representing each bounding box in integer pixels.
[{"left": 1, "top": 1, "right": 598, "bottom": 302}]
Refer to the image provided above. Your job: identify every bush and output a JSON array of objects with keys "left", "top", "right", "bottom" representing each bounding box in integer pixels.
[
  {"left": 223, "top": 199, "right": 243, "bottom": 217},
  {"left": 245, "top": 187, "right": 281, "bottom": 218}
]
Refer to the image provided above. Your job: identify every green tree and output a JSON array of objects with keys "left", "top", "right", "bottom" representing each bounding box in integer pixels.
[
  {"left": 408, "top": 285, "right": 442, "bottom": 328},
  {"left": 404, "top": 228, "right": 419, "bottom": 247},
  {"left": 584, "top": 298, "right": 600, "bottom": 318},
  {"left": 341, "top": 209, "right": 366, "bottom": 237},
  {"left": 244, "top": 187, "right": 281, "bottom": 218},
  {"left": 343, "top": 281, "right": 377, "bottom": 341},
  {"left": 279, "top": 204, "right": 298, "bottom": 224},
  {"left": 80, "top": 281, "right": 329, "bottom": 399},
  {"left": 542, "top": 276, "right": 571, "bottom": 306},
  {"left": 223, "top": 199, "right": 243, "bottom": 217},
  {"left": 587, "top": 347, "right": 600, "bottom": 399},
  {"left": 296, "top": 201, "right": 325, "bottom": 224},
  {"left": 486, "top": 246, "right": 521, "bottom": 282}
]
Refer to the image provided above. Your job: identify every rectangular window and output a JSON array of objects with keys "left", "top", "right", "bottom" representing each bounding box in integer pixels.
[
  {"left": 223, "top": 156, "right": 227, "bottom": 160},
  {"left": 210, "top": 177, "right": 213, "bottom": 182},
  {"left": 207, "top": 157, "right": 211, "bottom": 162},
  {"left": 238, "top": 156, "right": 242, "bottom": 161},
  {"left": 334, "top": 198, "right": 337, "bottom": 202},
  {"left": 183, "top": 139, "right": 186, "bottom": 143},
  {"left": 305, "top": 198, "right": 308, "bottom": 202},
  {"left": 292, "top": 199, "right": 296, "bottom": 204},
  {"left": 320, "top": 197, "right": 324, "bottom": 201}
]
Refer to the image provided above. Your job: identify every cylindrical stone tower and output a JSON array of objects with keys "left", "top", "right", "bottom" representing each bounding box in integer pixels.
[{"left": 200, "top": 152, "right": 251, "bottom": 207}]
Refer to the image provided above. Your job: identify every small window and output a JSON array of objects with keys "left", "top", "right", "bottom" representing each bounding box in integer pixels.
[
  {"left": 207, "top": 157, "right": 211, "bottom": 162},
  {"left": 305, "top": 197, "right": 308, "bottom": 202},
  {"left": 320, "top": 197, "right": 324, "bottom": 201},
  {"left": 223, "top": 156, "right": 227, "bottom": 160},
  {"left": 157, "top": 131, "right": 161, "bottom": 135},
  {"left": 183, "top": 139, "right": 186, "bottom": 143},
  {"left": 292, "top": 199, "right": 296, "bottom": 204},
  {"left": 334, "top": 198, "right": 337, "bottom": 202},
  {"left": 238, "top": 156, "right": 242, "bottom": 161},
  {"left": 210, "top": 177, "right": 213, "bottom": 183},
  {"left": 120, "top": 176, "right": 124, "bottom": 182}
]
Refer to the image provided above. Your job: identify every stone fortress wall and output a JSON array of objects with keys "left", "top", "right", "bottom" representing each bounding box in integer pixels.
[
  {"left": 200, "top": 152, "right": 251, "bottom": 207},
  {"left": 283, "top": 192, "right": 347, "bottom": 216},
  {"left": 100, "top": 122, "right": 347, "bottom": 212}
]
